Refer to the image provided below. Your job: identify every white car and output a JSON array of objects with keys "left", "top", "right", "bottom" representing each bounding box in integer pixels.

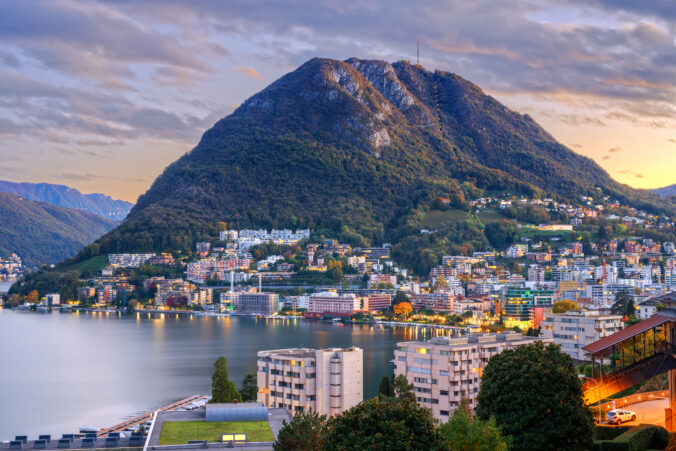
[{"left": 606, "top": 409, "right": 636, "bottom": 424}]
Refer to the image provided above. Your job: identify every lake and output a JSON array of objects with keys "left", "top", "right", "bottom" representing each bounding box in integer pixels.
[{"left": 0, "top": 308, "right": 447, "bottom": 440}]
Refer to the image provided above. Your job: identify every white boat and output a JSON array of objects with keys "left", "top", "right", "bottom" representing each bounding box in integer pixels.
[{"left": 79, "top": 426, "right": 100, "bottom": 434}]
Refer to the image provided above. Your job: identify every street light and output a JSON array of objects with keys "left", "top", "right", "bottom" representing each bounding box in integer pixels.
[{"left": 578, "top": 374, "right": 602, "bottom": 424}]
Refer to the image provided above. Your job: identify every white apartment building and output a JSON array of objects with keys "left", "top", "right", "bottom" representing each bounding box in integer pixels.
[
  {"left": 308, "top": 292, "right": 359, "bottom": 315},
  {"left": 541, "top": 310, "right": 623, "bottom": 361},
  {"left": 394, "top": 333, "right": 547, "bottom": 422},
  {"left": 257, "top": 347, "right": 363, "bottom": 417}
]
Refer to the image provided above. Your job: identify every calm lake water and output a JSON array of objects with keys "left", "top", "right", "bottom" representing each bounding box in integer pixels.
[{"left": 0, "top": 308, "right": 448, "bottom": 440}]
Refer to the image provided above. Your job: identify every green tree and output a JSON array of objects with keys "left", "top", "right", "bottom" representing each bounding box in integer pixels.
[
  {"left": 484, "top": 220, "right": 518, "bottom": 249},
  {"left": 378, "top": 376, "right": 392, "bottom": 397},
  {"left": 273, "top": 411, "right": 325, "bottom": 451},
  {"left": 240, "top": 373, "right": 258, "bottom": 402},
  {"left": 210, "top": 356, "right": 240, "bottom": 403},
  {"left": 476, "top": 342, "right": 593, "bottom": 450},
  {"left": 438, "top": 406, "right": 509, "bottom": 451},
  {"left": 611, "top": 291, "right": 635, "bottom": 316},
  {"left": 392, "top": 291, "right": 409, "bottom": 306},
  {"left": 391, "top": 374, "right": 415, "bottom": 402},
  {"left": 322, "top": 397, "right": 446, "bottom": 451}
]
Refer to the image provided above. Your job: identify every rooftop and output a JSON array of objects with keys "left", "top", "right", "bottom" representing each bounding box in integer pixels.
[
  {"left": 257, "top": 347, "right": 361, "bottom": 358},
  {"left": 398, "top": 332, "right": 542, "bottom": 348}
]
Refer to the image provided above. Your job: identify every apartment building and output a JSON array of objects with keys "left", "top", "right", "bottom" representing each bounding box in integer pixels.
[
  {"left": 394, "top": 333, "right": 547, "bottom": 422},
  {"left": 308, "top": 292, "right": 359, "bottom": 315},
  {"left": 541, "top": 310, "right": 623, "bottom": 361},
  {"left": 237, "top": 293, "right": 279, "bottom": 315},
  {"left": 257, "top": 347, "right": 363, "bottom": 417},
  {"left": 363, "top": 293, "right": 392, "bottom": 312},
  {"left": 410, "top": 292, "right": 456, "bottom": 313}
]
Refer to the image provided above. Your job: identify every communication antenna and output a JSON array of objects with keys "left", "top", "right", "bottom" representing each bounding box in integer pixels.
[{"left": 416, "top": 40, "right": 420, "bottom": 65}]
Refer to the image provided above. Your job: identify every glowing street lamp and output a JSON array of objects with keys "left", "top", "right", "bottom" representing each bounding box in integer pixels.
[{"left": 578, "top": 374, "right": 602, "bottom": 423}]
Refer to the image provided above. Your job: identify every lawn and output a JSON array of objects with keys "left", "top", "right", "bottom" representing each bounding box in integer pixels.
[
  {"left": 158, "top": 421, "right": 274, "bottom": 444},
  {"left": 422, "top": 209, "right": 471, "bottom": 228},
  {"left": 477, "top": 209, "right": 506, "bottom": 225},
  {"left": 59, "top": 254, "right": 109, "bottom": 275}
]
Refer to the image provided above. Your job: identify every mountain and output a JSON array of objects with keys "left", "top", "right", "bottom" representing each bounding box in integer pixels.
[
  {"left": 654, "top": 184, "right": 676, "bottom": 198},
  {"left": 69, "top": 57, "right": 673, "bottom": 272},
  {"left": 0, "top": 180, "right": 133, "bottom": 220},
  {"left": 0, "top": 192, "right": 117, "bottom": 265}
]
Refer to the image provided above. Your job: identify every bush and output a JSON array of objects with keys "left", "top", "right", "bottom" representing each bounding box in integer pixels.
[
  {"left": 595, "top": 424, "right": 668, "bottom": 451},
  {"left": 594, "top": 425, "right": 633, "bottom": 441}
]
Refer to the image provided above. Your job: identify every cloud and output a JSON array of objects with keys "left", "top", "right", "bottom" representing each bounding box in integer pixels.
[
  {"left": 234, "top": 66, "right": 263, "bottom": 80},
  {"left": 668, "top": 139, "right": 676, "bottom": 144},
  {"left": 618, "top": 170, "right": 645, "bottom": 178},
  {"left": 608, "top": 147, "right": 621, "bottom": 153}
]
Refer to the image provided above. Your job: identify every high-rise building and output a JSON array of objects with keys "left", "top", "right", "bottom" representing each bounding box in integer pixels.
[
  {"left": 502, "top": 287, "right": 555, "bottom": 329},
  {"left": 257, "top": 347, "right": 363, "bottom": 417},
  {"left": 394, "top": 333, "right": 548, "bottom": 422}
]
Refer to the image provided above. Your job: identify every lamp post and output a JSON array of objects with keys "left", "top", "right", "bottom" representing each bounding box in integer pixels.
[{"left": 579, "top": 374, "right": 602, "bottom": 424}]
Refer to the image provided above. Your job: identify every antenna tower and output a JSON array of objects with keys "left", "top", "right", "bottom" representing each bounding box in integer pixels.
[{"left": 416, "top": 40, "right": 420, "bottom": 65}]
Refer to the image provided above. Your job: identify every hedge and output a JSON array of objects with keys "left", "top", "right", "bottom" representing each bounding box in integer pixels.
[
  {"left": 593, "top": 424, "right": 669, "bottom": 451},
  {"left": 595, "top": 425, "right": 634, "bottom": 441}
]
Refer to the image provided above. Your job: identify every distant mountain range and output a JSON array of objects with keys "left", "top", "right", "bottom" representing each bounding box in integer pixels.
[
  {"left": 654, "top": 184, "right": 676, "bottom": 198},
  {"left": 39, "top": 57, "right": 675, "bottom": 274},
  {"left": 0, "top": 180, "right": 133, "bottom": 220},
  {"left": 0, "top": 192, "right": 117, "bottom": 265}
]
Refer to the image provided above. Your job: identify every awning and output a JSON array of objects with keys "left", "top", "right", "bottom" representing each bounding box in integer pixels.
[{"left": 582, "top": 314, "right": 671, "bottom": 355}]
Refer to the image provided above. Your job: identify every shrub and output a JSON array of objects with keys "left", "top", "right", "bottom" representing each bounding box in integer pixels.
[
  {"left": 598, "top": 424, "right": 663, "bottom": 451},
  {"left": 594, "top": 425, "right": 633, "bottom": 441}
]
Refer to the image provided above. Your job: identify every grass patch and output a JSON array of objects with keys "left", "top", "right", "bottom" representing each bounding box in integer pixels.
[
  {"left": 477, "top": 209, "right": 506, "bottom": 225},
  {"left": 422, "top": 210, "right": 470, "bottom": 228},
  {"left": 59, "top": 255, "right": 109, "bottom": 275},
  {"left": 158, "top": 421, "right": 274, "bottom": 444}
]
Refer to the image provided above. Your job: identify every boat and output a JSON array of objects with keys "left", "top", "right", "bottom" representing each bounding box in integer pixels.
[{"left": 79, "top": 426, "right": 100, "bottom": 434}]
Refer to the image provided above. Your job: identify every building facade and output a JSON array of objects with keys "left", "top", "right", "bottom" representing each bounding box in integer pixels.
[
  {"left": 256, "top": 347, "right": 363, "bottom": 417},
  {"left": 502, "top": 287, "right": 555, "bottom": 329},
  {"left": 541, "top": 310, "right": 623, "bottom": 361},
  {"left": 308, "top": 292, "right": 359, "bottom": 315},
  {"left": 237, "top": 293, "right": 279, "bottom": 315},
  {"left": 394, "top": 333, "right": 548, "bottom": 422}
]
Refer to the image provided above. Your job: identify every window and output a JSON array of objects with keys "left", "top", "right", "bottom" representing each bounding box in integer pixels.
[
  {"left": 440, "top": 410, "right": 449, "bottom": 416},
  {"left": 306, "top": 373, "right": 316, "bottom": 379},
  {"left": 440, "top": 390, "right": 449, "bottom": 396},
  {"left": 415, "top": 348, "right": 428, "bottom": 354},
  {"left": 440, "top": 370, "right": 449, "bottom": 376},
  {"left": 408, "top": 366, "right": 431, "bottom": 374}
]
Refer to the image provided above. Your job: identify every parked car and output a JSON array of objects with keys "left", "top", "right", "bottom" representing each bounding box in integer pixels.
[{"left": 606, "top": 409, "right": 636, "bottom": 424}]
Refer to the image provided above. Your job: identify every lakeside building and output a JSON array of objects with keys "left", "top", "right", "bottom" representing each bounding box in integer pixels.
[
  {"left": 108, "top": 253, "right": 156, "bottom": 268},
  {"left": 45, "top": 293, "right": 60, "bottom": 306},
  {"left": 308, "top": 292, "right": 359, "bottom": 316},
  {"left": 502, "top": 287, "right": 556, "bottom": 329},
  {"left": 237, "top": 293, "right": 279, "bottom": 315},
  {"left": 394, "top": 333, "right": 548, "bottom": 422},
  {"left": 363, "top": 293, "right": 392, "bottom": 312},
  {"left": 541, "top": 310, "right": 623, "bottom": 361},
  {"left": 256, "top": 347, "right": 363, "bottom": 417},
  {"left": 410, "top": 292, "right": 456, "bottom": 313}
]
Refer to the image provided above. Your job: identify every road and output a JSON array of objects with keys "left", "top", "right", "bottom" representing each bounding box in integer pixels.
[{"left": 603, "top": 398, "right": 668, "bottom": 427}]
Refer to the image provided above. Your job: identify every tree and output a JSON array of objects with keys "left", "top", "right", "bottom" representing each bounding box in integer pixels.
[
  {"left": 240, "top": 373, "right": 258, "bottom": 402},
  {"left": 611, "top": 292, "right": 635, "bottom": 316},
  {"left": 27, "top": 290, "right": 39, "bottom": 304},
  {"left": 476, "top": 342, "right": 593, "bottom": 450},
  {"left": 210, "top": 356, "right": 240, "bottom": 403},
  {"left": 322, "top": 397, "right": 446, "bottom": 451},
  {"left": 378, "top": 376, "right": 393, "bottom": 397},
  {"left": 552, "top": 300, "right": 578, "bottom": 313},
  {"left": 432, "top": 276, "right": 449, "bottom": 292},
  {"left": 393, "top": 302, "right": 413, "bottom": 318},
  {"left": 6, "top": 294, "right": 23, "bottom": 307},
  {"left": 274, "top": 411, "right": 325, "bottom": 451},
  {"left": 484, "top": 220, "right": 518, "bottom": 249},
  {"left": 438, "top": 406, "right": 509, "bottom": 451},
  {"left": 391, "top": 374, "right": 415, "bottom": 402},
  {"left": 393, "top": 291, "right": 409, "bottom": 306}
]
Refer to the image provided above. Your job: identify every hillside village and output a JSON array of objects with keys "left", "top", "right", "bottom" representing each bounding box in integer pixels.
[{"left": 5, "top": 191, "right": 675, "bottom": 364}]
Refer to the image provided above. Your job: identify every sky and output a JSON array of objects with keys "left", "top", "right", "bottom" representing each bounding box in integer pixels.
[{"left": 0, "top": 0, "right": 674, "bottom": 202}]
